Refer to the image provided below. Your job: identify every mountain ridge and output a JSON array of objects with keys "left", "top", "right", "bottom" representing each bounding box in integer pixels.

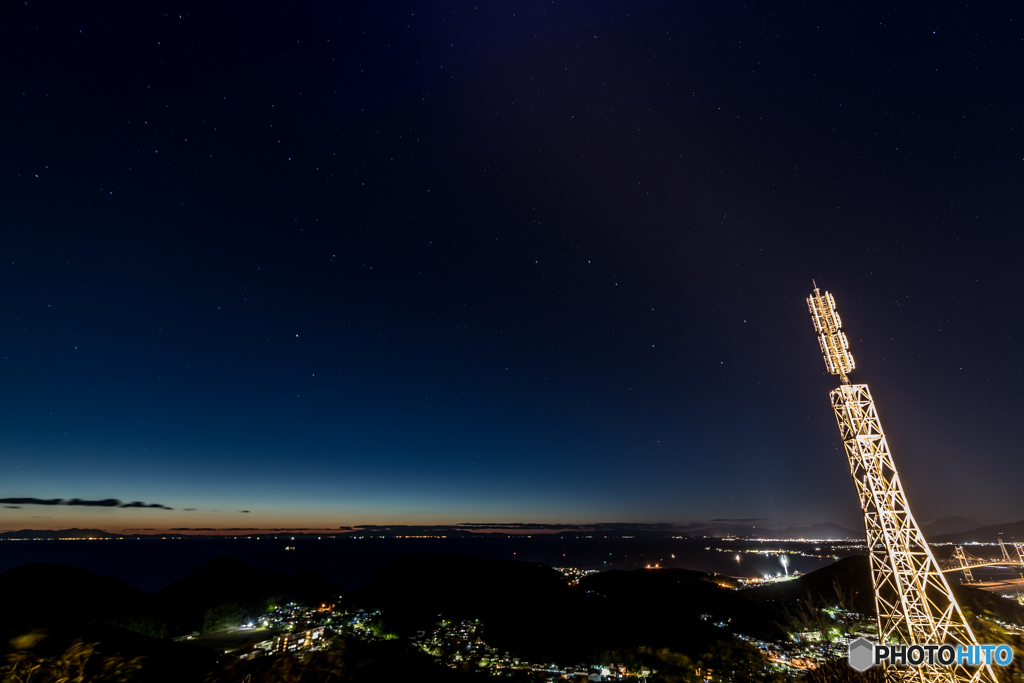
[
  {"left": 1, "top": 522, "right": 863, "bottom": 540},
  {"left": 922, "top": 516, "right": 983, "bottom": 538},
  {"left": 931, "top": 520, "right": 1024, "bottom": 544}
]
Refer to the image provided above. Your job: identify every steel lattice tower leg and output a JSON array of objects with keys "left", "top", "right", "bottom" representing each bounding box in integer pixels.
[
  {"left": 808, "top": 287, "right": 996, "bottom": 683},
  {"left": 832, "top": 384, "right": 993, "bottom": 683}
]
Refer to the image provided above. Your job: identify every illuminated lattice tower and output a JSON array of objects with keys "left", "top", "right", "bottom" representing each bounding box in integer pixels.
[{"left": 807, "top": 287, "right": 995, "bottom": 683}]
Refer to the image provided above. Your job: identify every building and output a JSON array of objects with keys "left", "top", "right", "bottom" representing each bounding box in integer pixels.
[{"left": 256, "top": 626, "right": 325, "bottom": 654}]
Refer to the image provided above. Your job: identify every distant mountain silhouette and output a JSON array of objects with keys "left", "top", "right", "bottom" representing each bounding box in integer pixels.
[
  {"left": 665, "top": 521, "right": 860, "bottom": 539},
  {"left": 922, "top": 516, "right": 983, "bottom": 538},
  {"left": 931, "top": 520, "right": 1024, "bottom": 544},
  {"left": 0, "top": 528, "right": 121, "bottom": 539},
  {"left": 0, "top": 522, "right": 863, "bottom": 540},
  {"left": 775, "top": 522, "right": 860, "bottom": 539}
]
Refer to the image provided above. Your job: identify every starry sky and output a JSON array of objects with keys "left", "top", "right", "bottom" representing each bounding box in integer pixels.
[{"left": 2, "top": 1, "right": 1022, "bottom": 533}]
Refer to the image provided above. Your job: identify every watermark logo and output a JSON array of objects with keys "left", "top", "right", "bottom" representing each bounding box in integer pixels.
[{"left": 848, "top": 638, "right": 1014, "bottom": 671}]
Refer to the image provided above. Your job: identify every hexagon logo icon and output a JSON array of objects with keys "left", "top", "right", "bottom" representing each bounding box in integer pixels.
[{"left": 848, "top": 637, "right": 876, "bottom": 672}]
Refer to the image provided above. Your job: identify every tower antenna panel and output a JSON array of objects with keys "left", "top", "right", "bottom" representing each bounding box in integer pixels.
[{"left": 807, "top": 287, "right": 855, "bottom": 383}]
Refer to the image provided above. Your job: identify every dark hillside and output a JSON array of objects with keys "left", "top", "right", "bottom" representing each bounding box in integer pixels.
[
  {"left": 0, "top": 563, "right": 165, "bottom": 644},
  {"left": 951, "top": 584, "right": 1024, "bottom": 626},
  {"left": 158, "top": 556, "right": 338, "bottom": 634},
  {"left": 350, "top": 553, "right": 778, "bottom": 665},
  {"left": 744, "top": 555, "right": 875, "bottom": 614},
  {"left": 745, "top": 555, "right": 1024, "bottom": 629},
  {"left": 0, "top": 563, "right": 218, "bottom": 682},
  {"left": 579, "top": 568, "right": 790, "bottom": 641},
  {"left": 350, "top": 552, "right": 575, "bottom": 654},
  {"left": 8, "top": 625, "right": 218, "bottom": 683},
  {"left": 0, "top": 558, "right": 339, "bottom": 642}
]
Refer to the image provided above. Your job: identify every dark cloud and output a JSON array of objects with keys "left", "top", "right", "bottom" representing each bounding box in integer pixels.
[
  {"left": 3, "top": 506, "right": 21, "bottom": 509},
  {"left": 120, "top": 501, "right": 173, "bottom": 510},
  {"left": 239, "top": 510, "right": 250, "bottom": 513},
  {"left": 63, "top": 498, "right": 121, "bottom": 507},
  {"left": 0, "top": 497, "right": 62, "bottom": 506},
  {"left": 183, "top": 508, "right": 196, "bottom": 511},
  {"left": 170, "top": 527, "right": 217, "bottom": 531},
  {"left": 0, "top": 497, "right": 174, "bottom": 509}
]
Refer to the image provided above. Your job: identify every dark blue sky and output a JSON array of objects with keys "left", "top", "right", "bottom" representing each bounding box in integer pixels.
[{"left": 2, "top": 1, "right": 1022, "bottom": 532}]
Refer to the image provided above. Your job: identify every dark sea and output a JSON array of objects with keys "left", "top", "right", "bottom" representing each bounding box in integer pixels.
[{"left": 0, "top": 536, "right": 848, "bottom": 593}]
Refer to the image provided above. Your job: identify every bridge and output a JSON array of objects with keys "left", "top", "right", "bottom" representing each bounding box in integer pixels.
[{"left": 939, "top": 539, "right": 1024, "bottom": 581}]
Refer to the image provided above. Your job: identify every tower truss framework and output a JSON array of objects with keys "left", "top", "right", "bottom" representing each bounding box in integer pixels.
[{"left": 807, "top": 287, "right": 995, "bottom": 683}]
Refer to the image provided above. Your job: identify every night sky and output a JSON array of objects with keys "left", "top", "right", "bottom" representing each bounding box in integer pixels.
[{"left": 2, "top": 1, "right": 1022, "bottom": 533}]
